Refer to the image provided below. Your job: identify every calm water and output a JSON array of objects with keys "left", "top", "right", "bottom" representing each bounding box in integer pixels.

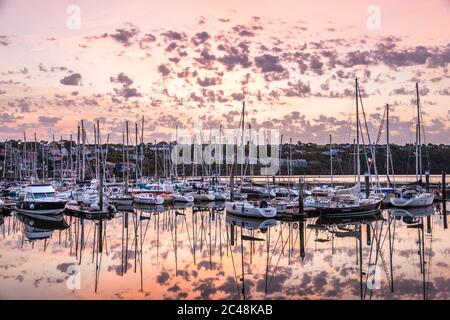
[{"left": 1, "top": 203, "right": 449, "bottom": 300}]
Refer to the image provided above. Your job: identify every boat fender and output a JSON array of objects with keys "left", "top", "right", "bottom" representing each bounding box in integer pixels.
[{"left": 29, "top": 203, "right": 35, "bottom": 210}]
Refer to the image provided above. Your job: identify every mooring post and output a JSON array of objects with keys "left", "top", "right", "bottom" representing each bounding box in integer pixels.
[
  {"left": 365, "top": 172, "right": 370, "bottom": 198},
  {"left": 425, "top": 170, "right": 430, "bottom": 193},
  {"left": 98, "top": 220, "right": 103, "bottom": 253},
  {"left": 442, "top": 171, "right": 446, "bottom": 200},
  {"left": 230, "top": 221, "right": 235, "bottom": 246},
  {"left": 366, "top": 224, "right": 371, "bottom": 246},
  {"left": 299, "top": 218, "right": 305, "bottom": 260},
  {"left": 298, "top": 177, "right": 304, "bottom": 215},
  {"left": 443, "top": 171, "right": 447, "bottom": 230}
]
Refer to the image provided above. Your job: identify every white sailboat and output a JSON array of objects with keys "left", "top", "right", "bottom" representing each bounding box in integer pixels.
[
  {"left": 306, "top": 79, "right": 382, "bottom": 217},
  {"left": 226, "top": 100, "right": 277, "bottom": 219},
  {"left": 390, "top": 83, "right": 434, "bottom": 208}
]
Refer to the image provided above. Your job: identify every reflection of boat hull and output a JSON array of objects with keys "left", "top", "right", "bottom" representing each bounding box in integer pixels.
[
  {"left": 133, "top": 203, "right": 166, "bottom": 213},
  {"left": 389, "top": 206, "right": 434, "bottom": 218},
  {"left": 17, "top": 213, "right": 69, "bottom": 230},
  {"left": 193, "top": 201, "right": 225, "bottom": 211},
  {"left": 168, "top": 202, "right": 194, "bottom": 210},
  {"left": 24, "top": 226, "right": 53, "bottom": 240},
  {"left": 226, "top": 214, "right": 277, "bottom": 230},
  {"left": 18, "top": 213, "right": 69, "bottom": 240}
]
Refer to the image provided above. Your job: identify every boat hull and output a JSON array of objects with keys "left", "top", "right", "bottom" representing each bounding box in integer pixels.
[
  {"left": 390, "top": 193, "right": 434, "bottom": 207},
  {"left": 14, "top": 200, "right": 67, "bottom": 215},
  {"left": 316, "top": 201, "right": 382, "bottom": 218},
  {"left": 226, "top": 202, "right": 277, "bottom": 219}
]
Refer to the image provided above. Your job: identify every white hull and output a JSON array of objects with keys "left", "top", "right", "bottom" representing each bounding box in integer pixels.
[
  {"left": 173, "top": 194, "right": 194, "bottom": 203},
  {"left": 133, "top": 195, "right": 164, "bottom": 205},
  {"left": 192, "top": 193, "right": 216, "bottom": 202},
  {"left": 390, "top": 193, "right": 434, "bottom": 207},
  {"left": 226, "top": 201, "right": 277, "bottom": 219},
  {"left": 213, "top": 193, "right": 229, "bottom": 201},
  {"left": 108, "top": 196, "right": 134, "bottom": 205}
]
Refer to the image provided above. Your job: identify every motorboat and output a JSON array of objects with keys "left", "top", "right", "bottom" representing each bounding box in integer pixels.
[
  {"left": 189, "top": 190, "right": 216, "bottom": 202},
  {"left": 226, "top": 200, "right": 277, "bottom": 219},
  {"left": 108, "top": 193, "right": 134, "bottom": 205},
  {"left": 390, "top": 188, "right": 434, "bottom": 207},
  {"left": 15, "top": 184, "right": 67, "bottom": 215},
  {"left": 173, "top": 192, "right": 194, "bottom": 203},
  {"left": 133, "top": 193, "right": 164, "bottom": 205},
  {"left": 271, "top": 199, "right": 300, "bottom": 215}
]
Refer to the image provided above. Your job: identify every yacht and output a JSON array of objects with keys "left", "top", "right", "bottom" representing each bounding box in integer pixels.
[
  {"left": 133, "top": 193, "right": 165, "bottom": 205},
  {"left": 226, "top": 200, "right": 277, "bottom": 219},
  {"left": 15, "top": 184, "right": 67, "bottom": 215},
  {"left": 390, "top": 84, "right": 434, "bottom": 208},
  {"left": 390, "top": 188, "right": 434, "bottom": 207}
]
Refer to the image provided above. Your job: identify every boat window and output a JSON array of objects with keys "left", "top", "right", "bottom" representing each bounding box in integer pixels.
[{"left": 33, "top": 192, "right": 55, "bottom": 199}]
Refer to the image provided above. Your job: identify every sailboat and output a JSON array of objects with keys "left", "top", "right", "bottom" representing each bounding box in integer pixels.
[
  {"left": 225, "top": 100, "right": 277, "bottom": 219},
  {"left": 305, "top": 79, "right": 382, "bottom": 217},
  {"left": 377, "top": 104, "right": 401, "bottom": 205},
  {"left": 390, "top": 83, "right": 434, "bottom": 207}
]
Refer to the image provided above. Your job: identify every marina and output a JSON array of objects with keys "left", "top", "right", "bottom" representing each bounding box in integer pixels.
[
  {"left": 1, "top": 0, "right": 449, "bottom": 304},
  {"left": 0, "top": 201, "right": 448, "bottom": 299}
]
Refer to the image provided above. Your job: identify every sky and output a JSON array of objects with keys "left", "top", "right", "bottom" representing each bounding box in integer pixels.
[{"left": 0, "top": 0, "right": 449, "bottom": 144}]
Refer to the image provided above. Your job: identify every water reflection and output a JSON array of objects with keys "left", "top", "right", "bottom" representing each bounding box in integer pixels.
[{"left": 0, "top": 203, "right": 449, "bottom": 300}]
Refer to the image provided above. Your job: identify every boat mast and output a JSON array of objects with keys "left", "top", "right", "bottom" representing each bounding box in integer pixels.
[
  {"left": 415, "top": 83, "right": 422, "bottom": 181},
  {"left": 355, "top": 78, "right": 361, "bottom": 193},
  {"left": 125, "top": 121, "right": 129, "bottom": 194},
  {"left": 155, "top": 139, "right": 159, "bottom": 178},
  {"left": 386, "top": 104, "right": 390, "bottom": 188},
  {"left": 34, "top": 133, "right": 37, "bottom": 180},
  {"left": 175, "top": 125, "right": 178, "bottom": 178},
  {"left": 141, "top": 116, "right": 144, "bottom": 179},
  {"left": 81, "top": 120, "right": 86, "bottom": 181},
  {"left": 240, "top": 100, "right": 245, "bottom": 185},
  {"left": 329, "top": 134, "right": 333, "bottom": 186},
  {"left": 135, "top": 122, "right": 138, "bottom": 181},
  {"left": 218, "top": 124, "right": 222, "bottom": 178}
]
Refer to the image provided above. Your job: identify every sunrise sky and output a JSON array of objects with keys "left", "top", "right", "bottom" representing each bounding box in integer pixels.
[{"left": 0, "top": 0, "right": 449, "bottom": 144}]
